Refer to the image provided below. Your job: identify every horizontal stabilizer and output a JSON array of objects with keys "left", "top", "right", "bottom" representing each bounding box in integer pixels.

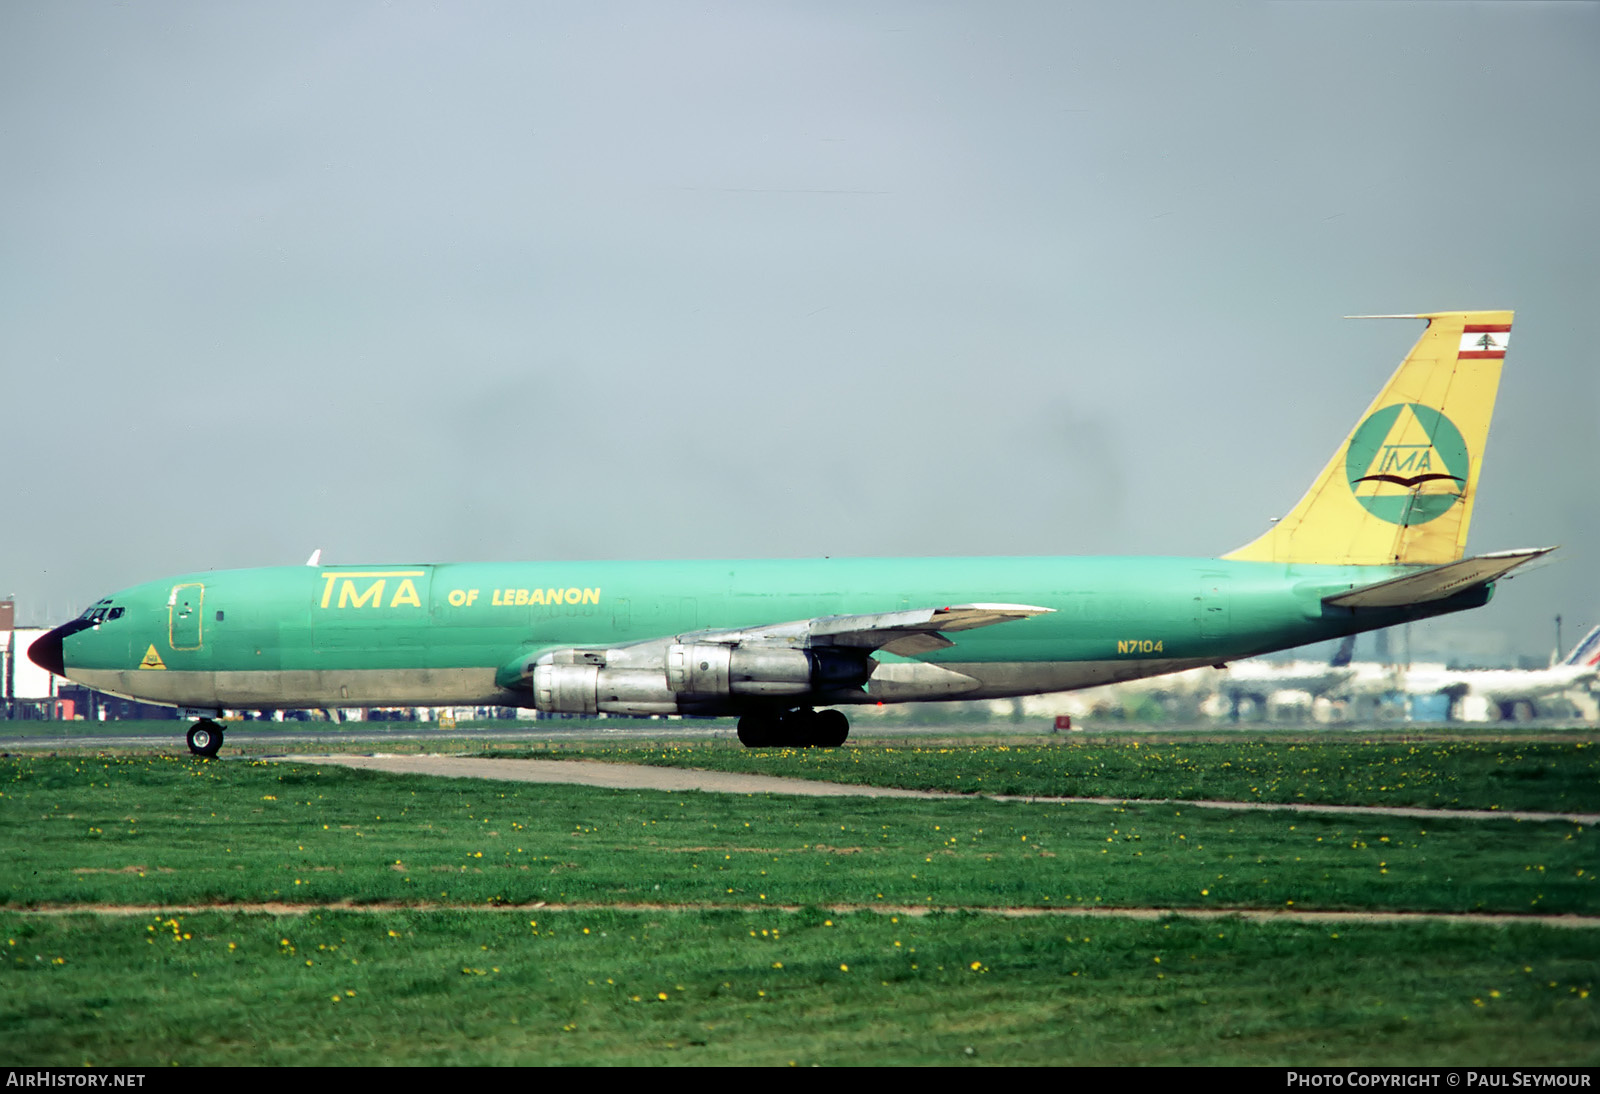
[{"left": 1322, "top": 547, "right": 1554, "bottom": 609}]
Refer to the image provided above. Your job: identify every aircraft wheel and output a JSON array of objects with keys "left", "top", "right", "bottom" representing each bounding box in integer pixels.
[
  {"left": 737, "top": 712, "right": 778, "bottom": 748},
  {"left": 780, "top": 709, "right": 821, "bottom": 748},
  {"left": 815, "top": 709, "right": 849, "bottom": 748},
  {"left": 186, "top": 720, "right": 224, "bottom": 758},
  {"left": 736, "top": 714, "right": 760, "bottom": 747}
]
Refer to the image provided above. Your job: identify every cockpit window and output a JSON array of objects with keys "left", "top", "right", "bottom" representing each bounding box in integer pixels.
[{"left": 78, "top": 602, "right": 124, "bottom": 625}]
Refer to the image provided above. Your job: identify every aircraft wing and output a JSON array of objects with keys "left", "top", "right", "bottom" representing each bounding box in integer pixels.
[
  {"left": 683, "top": 603, "right": 1055, "bottom": 656},
  {"left": 1322, "top": 547, "right": 1554, "bottom": 610}
]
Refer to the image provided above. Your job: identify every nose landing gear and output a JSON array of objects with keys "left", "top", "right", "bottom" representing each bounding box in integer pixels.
[
  {"left": 186, "top": 719, "right": 224, "bottom": 758},
  {"left": 735, "top": 707, "right": 850, "bottom": 749}
]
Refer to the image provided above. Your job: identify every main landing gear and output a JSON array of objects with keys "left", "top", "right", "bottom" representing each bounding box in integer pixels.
[
  {"left": 736, "top": 707, "right": 850, "bottom": 749},
  {"left": 186, "top": 719, "right": 224, "bottom": 759}
]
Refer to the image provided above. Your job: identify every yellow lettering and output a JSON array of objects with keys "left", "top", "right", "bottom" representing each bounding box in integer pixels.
[
  {"left": 478, "top": 583, "right": 598, "bottom": 606},
  {"left": 338, "top": 579, "right": 385, "bottom": 609},
  {"left": 448, "top": 588, "right": 467, "bottom": 607},
  {"left": 317, "top": 570, "right": 426, "bottom": 609},
  {"left": 1117, "top": 640, "right": 1129, "bottom": 654}
]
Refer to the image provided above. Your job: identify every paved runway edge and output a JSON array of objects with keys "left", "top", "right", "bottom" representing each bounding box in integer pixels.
[{"left": 277, "top": 753, "right": 944, "bottom": 798}]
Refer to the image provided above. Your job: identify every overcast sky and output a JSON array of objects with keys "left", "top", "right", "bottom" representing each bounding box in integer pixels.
[{"left": 2, "top": 1, "right": 1595, "bottom": 661}]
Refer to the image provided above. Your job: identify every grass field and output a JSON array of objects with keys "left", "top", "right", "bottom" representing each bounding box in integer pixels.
[
  {"left": 3, "top": 753, "right": 1595, "bottom": 914},
  {"left": 2, "top": 740, "right": 1597, "bottom": 1066},
  {"left": 6, "top": 909, "right": 1596, "bottom": 1066},
  {"left": 487, "top": 735, "right": 1600, "bottom": 814}
]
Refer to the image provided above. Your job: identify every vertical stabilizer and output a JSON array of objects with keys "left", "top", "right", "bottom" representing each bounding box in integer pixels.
[
  {"left": 1563, "top": 624, "right": 1600, "bottom": 668},
  {"left": 1225, "top": 310, "right": 1511, "bottom": 566}
]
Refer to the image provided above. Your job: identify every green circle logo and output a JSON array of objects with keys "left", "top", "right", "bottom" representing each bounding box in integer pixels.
[{"left": 1344, "top": 404, "right": 1469, "bottom": 525}]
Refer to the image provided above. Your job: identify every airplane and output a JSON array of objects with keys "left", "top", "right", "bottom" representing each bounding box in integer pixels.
[
  {"left": 30, "top": 309, "right": 1554, "bottom": 756},
  {"left": 1396, "top": 623, "right": 1600, "bottom": 720},
  {"left": 1216, "top": 635, "right": 1358, "bottom": 718}
]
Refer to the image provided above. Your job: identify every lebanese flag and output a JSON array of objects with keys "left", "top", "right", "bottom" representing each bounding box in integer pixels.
[{"left": 1459, "top": 324, "right": 1510, "bottom": 359}]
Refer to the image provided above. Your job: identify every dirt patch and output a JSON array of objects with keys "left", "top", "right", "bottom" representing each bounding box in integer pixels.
[
  {"left": 666, "top": 846, "right": 798, "bottom": 853},
  {"left": 9, "top": 900, "right": 1598, "bottom": 929}
]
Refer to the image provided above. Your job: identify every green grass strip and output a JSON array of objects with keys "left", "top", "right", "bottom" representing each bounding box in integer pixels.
[
  {"left": 3, "top": 909, "right": 1595, "bottom": 1066},
  {"left": 3, "top": 755, "right": 1594, "bottom": 916},
  {"left": 493, "top": 737, "right": 1600, "bottom": 814}
]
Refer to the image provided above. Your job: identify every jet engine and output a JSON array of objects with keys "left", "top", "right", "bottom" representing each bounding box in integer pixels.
[{"left": 526, "top": 643, "right": 871, "bottom": 715}]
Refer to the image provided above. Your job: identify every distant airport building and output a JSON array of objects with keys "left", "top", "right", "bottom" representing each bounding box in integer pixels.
[{"left": 3, "top": 617, "right": 68, "bottom": 720}]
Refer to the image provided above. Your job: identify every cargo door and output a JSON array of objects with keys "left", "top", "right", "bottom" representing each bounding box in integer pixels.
[{"left": 169, "top": 583, "right": 204, "bottom": 650}]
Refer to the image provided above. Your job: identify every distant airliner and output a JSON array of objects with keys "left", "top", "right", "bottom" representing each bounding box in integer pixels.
[
  {"left": 1398, "top": 623, "right": 1600, "bottom": 719},
  {"left": 31, "top": 310, "right": 1550, "bottom": 755},
  {"left": 1219, "top": 635, "right": 1359, "bottom": 712}
]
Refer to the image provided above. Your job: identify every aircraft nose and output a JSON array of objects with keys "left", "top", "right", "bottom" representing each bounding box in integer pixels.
[
  {"left": 28, "top": 619, "right": 92, "bottom": 678},
  {"left": 28, "top": 625, "right": 67, "bottom": 676}
]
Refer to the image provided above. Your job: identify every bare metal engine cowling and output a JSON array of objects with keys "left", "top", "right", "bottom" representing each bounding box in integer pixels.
[{"left": 530, "top": 643, "right": 869, "bottom": 715}]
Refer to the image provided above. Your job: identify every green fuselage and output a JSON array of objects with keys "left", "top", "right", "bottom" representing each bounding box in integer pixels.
[{"left": 48, "top": 556, "right": 1489, "bottom": 713}]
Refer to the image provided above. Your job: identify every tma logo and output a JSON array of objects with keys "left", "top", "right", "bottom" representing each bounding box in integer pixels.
[
  {"left": 1343, "top": 404, "right": 1469, "bottom": 525},
  {"left": 318, "top": 571, "right": 426, "bottom": 610}
]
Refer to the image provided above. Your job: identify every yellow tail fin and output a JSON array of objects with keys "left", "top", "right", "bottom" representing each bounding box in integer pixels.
[{"left": 1225, "top": 310, "right": 1511, "bottom": 566}]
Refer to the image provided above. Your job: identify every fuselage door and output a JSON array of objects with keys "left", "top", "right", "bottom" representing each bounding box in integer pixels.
[{"left": 169, "top": 583, "right": 204, "bottom": 650}]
